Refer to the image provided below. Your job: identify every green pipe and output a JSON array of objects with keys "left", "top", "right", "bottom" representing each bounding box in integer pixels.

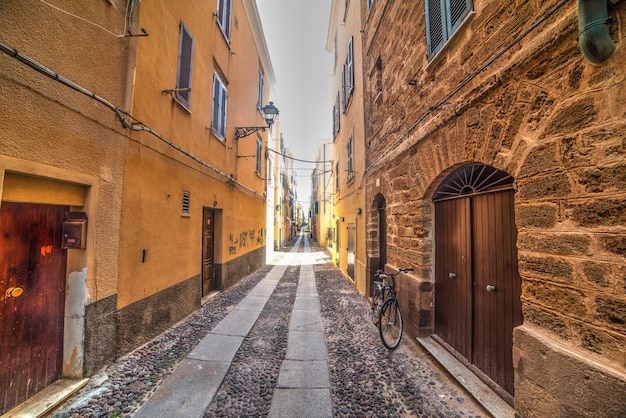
[{"left": 578, "top": 0, "right": 616, "bottom": 64}]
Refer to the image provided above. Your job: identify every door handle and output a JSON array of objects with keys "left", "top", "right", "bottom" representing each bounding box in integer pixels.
[
  {"left": 5, "top": 287, "right": 24, "bottom": 298},
  {"left": 486, "top": 284, "right": 496, "bottom": 292},
  {"left": 449, "top": 273, "right": 456, "bottom": 279}
]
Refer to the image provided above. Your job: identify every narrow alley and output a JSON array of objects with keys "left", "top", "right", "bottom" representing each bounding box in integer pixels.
[{"left": 51, "top": 233, "right": 489, "bottom": 418}]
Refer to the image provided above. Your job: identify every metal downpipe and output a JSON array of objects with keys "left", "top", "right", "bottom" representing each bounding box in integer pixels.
[{"left": 578, "top": 0, "right": 616, "bottom": 63}]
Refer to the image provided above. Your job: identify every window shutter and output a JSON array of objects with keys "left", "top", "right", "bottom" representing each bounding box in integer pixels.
[
  {"left": 257, "top": 71, "right": 264, "bottom": 108},
  {"left": 218, "top": 0, "right": 232, "bottom": 40},
  {"left": 212, "top": 74, "right": 220, "bottom": 133},
  {"left": 449, "top": 0, "right": 471, "bottom": 31},
  {"left": 220, "top": 87, "right": 228, "bottom": 137},
  {"left": 426, "top": 0, "right": 445, "bottom": 57},
  {"left": 211, "top": 74, "right": 228, "bottom": 139},
  {"left": 341, "top": 65, "right": 347, "bottom": 113},
  {"left": 347, "top": 37, "right": 354, "bottom": 95},
  {"left": 256, "top": 139, "right": 262, "bottom": 174},
  {"left": 176, "top": 21, "right": 194, "bottom": 109}
]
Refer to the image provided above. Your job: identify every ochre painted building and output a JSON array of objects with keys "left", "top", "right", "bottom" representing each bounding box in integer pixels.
[
  {"left": 0, "top": 0, "right": 276, "bottom": 414},
  {"left": 327, "top": 0, "right": 369, "bottom": 295},
  {"left": 113, "top": 0, "right": 277, "bottom": 356},
  {"left": 361, "top": 0, "right": 626, "bottom": 416}
]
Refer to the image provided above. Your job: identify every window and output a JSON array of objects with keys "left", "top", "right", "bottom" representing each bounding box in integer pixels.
[
  {"left": 335, "top": 162, "right": 340, "bottom": 190},
  {"left": 334, "top": 32, "right": 338, "bottom": 69},
  {"left": 347, "top": 136, "right": 354, "bottom": 180},
  {"left": 257, "top": 71, "right": 264, "bottom": 109},
  {"left": 333, "top": 92, "right": 340, "bottom": 137},
  {"left": 426, "top": 0, "right": 473, "bottom": 58},
  {"left": 211, "top": 73, "right": 228, "bottom": 140},
  {"left": 217, "top": 0, "right": 232, "bottom": 41},
  {"left": 175, "top": 21, "right": 194, "bottom": 111},
  {"left": 256, "top": 139, "right": 262, "bottom": 175},
  {"left": 342, "top": 37, "right": 354, "bottom": 113},
  {"left": 368, "top": 0, "right": 374, "bottom": 11}
]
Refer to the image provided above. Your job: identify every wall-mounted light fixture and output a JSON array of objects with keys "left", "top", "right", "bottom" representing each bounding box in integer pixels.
[
  {"left": 341, "top": 216, "right": 345, "bottom": 222},
  {"left": 356, "top": 207, "right": 362, "bottom": 215},
  {"left": 234, "top": 102, "right": 280, "bottom": 139}
]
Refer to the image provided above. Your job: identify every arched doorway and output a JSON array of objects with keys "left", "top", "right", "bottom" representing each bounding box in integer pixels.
[
  {"left": 433, "top": 164, "right": 522, "bottom": 403},
  {"left": 369, "top": 194, "right": 387, "bottom": 297}
]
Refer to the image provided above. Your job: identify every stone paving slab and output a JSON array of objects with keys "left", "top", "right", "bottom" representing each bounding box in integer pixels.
[
  {"left": 268, "top": 388, "right": 333, "bottom": 418},
  {"left": 235, "top": 295, "right": 270, "bottom": 311},
  {"left": 187, "top": 334, "right": 244, "bottom": 362},
  {"left": 210, "top": 308, "right": 259, "bottom": 337},
  {"left": 133, "top": 359, "right": 230, "bottom": 418},
  {"left": 289, "top": 309, "right": 324, "bottom": 332},
  {"left": 286, "top": 331, "right": 328, "bottom": 361},
  {"left": 293, "top": 295, "right": 321, "bottom": 311},
  {"left": 276, "top": 360, "right": 331, "bottom": 388},
  {"left": 247, "top": 283, "right": 279, "bottom": 297}
]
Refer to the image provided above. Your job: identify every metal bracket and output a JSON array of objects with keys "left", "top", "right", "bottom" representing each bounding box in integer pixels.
[{"left": 234, "top": 126, "right": 267, "bottom": 139}]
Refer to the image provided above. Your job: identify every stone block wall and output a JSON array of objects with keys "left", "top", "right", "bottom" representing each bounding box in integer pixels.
[{"left": 362, "top": 0, "right": 626, "bottom": 415}]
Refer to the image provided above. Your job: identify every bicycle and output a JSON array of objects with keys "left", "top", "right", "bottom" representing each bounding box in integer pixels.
[{"left": 371, "top": 267, "right": 414, "bottom": 350}]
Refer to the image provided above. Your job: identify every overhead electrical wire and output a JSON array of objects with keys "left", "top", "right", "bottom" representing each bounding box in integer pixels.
[
  {"left": 39, "top": 0, "right": 129, "bottom": 38},
  {"left": 365, "top": 0, "right": 570, "bottom": 172},
  {"left": 0, "top": 41, "right": 265, "bottom": 201},
  {"left": 266, "top": 147, "right": 332, "bottom": 164}
]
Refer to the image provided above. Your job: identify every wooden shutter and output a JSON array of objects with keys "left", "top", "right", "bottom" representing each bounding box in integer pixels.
[
  {"left": 426, "top": 0, "right": 445, "bottom": 57},
  {"left": 347, "top": 37, "right": 354, "bottom": 96},
  {"left": 449, "top": 0, "right": 472, "bottom": 32},
  {"left": 176, "top": 21, "right": 193, "bottom": 110}
]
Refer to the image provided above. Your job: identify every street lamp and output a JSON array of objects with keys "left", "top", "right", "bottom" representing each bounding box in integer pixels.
[{"left": 234, "top": 102, "right": 280, "bottom": 139}]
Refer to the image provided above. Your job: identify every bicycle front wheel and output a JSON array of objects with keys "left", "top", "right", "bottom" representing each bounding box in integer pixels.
[{"left": 378, "top": 299, "right": 403, "bottom": 350}]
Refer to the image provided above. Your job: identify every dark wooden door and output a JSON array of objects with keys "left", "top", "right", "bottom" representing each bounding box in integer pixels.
[
  {"left": 0, "top": 202, "right": 67, "bottom": 414},
  {"left": 202, "top": 208, "right": 215, "bottom": 295},
  {"left": 435, "top": 189, "right": 521, "bottom": 397},
  {"left": 471, "top": 190, "right": 522, "bottom": 396},
  {"left": 435, "top": 197, "right": 472, "bottom": 360}
]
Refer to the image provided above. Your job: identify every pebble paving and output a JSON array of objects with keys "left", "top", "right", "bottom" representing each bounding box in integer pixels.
[{"left": 52, "top": 239, "right": 489, "bottom": 418}]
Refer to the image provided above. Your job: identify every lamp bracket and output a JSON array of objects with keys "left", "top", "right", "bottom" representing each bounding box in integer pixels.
[{"left": 235, "top": 126, "right": 267, "bottom": 139}]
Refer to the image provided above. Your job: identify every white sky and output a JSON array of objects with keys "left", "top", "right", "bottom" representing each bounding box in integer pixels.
[{"left": 256, "top": 0, "right": 333, "bottom": 209}]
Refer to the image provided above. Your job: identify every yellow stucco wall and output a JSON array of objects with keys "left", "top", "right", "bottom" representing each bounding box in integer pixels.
[
  {"left": 329, "top": 0, "right": 368, "bottom": 295},
  {"left": 0, "top": 0, "right": 130, "bottom": 303},
  {"left": 118, "top": 0, "right": 272, "bottom": 307}
]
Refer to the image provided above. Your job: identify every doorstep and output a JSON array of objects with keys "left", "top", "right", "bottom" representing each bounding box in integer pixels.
[
  {"left": 2, "top": 378, "right": 89, "bottom": 418},
  {"left": 416, "top": 337, "right": 515, "bottom": 418}
]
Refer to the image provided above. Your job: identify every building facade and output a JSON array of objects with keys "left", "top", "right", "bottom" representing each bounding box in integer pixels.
[
  {"left": 0, "top": 0, "right": 277, "bottom": 413},
  {"left": 311, "top": 142, "right": 335, "bottom": 254},
  {"left": 361, "top": 0, "right": 626, "bottom": 416},
  {"left": 327, "top": 0, "right": 369, "bottom": 295}
]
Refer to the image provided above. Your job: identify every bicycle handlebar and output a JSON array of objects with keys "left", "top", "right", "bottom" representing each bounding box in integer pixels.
[{"left": 375, "top": 268, "right": 414, "bottom": 277}]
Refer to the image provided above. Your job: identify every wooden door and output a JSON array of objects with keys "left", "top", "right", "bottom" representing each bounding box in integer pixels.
[
  {"left": 434, "top": 198, "right": 472, "bottom": 360},
  {"left": 433, "top": 164, "right": 521, "bottom": 399},
  {"left": 202, "top": 208, "right": 215, "bottom": 296},
  {"left": 472, "top": 190, "right": 522, "bottom": 396},
  {"left": 0, "top": 202, "right": 67, "bottom": 414}
]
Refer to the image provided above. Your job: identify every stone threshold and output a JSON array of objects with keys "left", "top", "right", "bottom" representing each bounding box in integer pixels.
[
  {"left": 2, "top": 378, "right": 89, "bottom": 418},
  {"left": 416, "top": 336, "right": 515, "bottom": 418}
]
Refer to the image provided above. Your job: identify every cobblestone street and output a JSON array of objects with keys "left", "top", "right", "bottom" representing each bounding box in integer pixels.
[{"left": 53, "top": 234, "right": 489, "bottom": 418}]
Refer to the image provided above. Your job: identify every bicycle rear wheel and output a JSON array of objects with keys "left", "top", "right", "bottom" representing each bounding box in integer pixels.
[
  {"left": 371, "top": 284, "right": 382, "bottom": 325},
  {"left": 378, "top": 299, "right": 403, "bottom": 350}
]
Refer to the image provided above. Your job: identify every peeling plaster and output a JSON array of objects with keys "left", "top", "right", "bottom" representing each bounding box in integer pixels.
[{"left": 63, "top": 268, "right": 89, "bottom": 378}]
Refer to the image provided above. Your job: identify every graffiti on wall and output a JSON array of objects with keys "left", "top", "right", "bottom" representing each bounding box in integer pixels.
[{"left": 228, "top": 227, "right": 265, "bottom": 255}]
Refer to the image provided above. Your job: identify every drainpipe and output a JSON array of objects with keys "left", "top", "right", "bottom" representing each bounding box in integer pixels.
[{"left": 578, "top": 0, "right": 616, "bottom": 64}]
